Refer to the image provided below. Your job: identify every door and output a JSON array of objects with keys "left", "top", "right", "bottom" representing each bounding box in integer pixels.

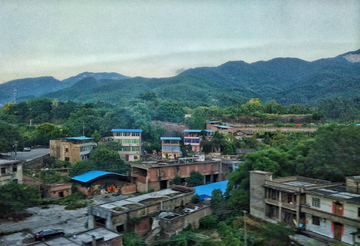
[
  {"left": 334, "top": 222, "right": 343, "bottom": 241},
  {"left": 334, "top": 202, "right": 343, "bottom": 216}
]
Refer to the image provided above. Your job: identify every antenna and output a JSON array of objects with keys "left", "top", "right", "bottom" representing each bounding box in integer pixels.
[{"left": 13, "top": 89, "right": 17, "bottom": 103}]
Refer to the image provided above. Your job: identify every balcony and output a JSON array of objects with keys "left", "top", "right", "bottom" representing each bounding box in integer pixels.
[{"left": 265, "top": 198, "right": 296, "bottom": 210}]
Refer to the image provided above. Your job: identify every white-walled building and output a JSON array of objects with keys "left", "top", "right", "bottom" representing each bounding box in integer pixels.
[
  {"left": 0, "top": 159, "right": 23, "bottom": 185},
  {"left": 303, "top": 176, "right": 360, "bottom": 244},
  {"left": 112, "top": 129, "right": 142, "bottom": 161}
]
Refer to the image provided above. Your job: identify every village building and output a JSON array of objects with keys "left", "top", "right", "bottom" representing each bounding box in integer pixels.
[
  {"left": 111, "top": 129, "right": 142, "bottom": 161},
  {"left": 71, "top": 170, "right": 137, "bottom": 196},
  {"left": 183, "top": 130, "right": 201, "bottom": 153},
  {"left": 50, "top": 136, "right": 97, "bottom": 164},
  {"left": 0, "top": 159, "right": 23, "bottom": 185},
  {"left": 233, "top": 129, "right": 254, "bottom": 139},
  {"left": 131, "top": 159, "right": 223, "bottom": 192},
  {"left": 302, "top": 176, "right": 360, "bottom": 244},
  {"left": 205, "top": 121, "right": 220, "bottom": 131},
  {"left": 160, "top": 137, "right": 181, "bottom": 160},
  {"left": 87, "top": 186, "right": 211, "bottom": 243},
  {"left": 249, "top": 171, "right": 360, "bottom": 245}
]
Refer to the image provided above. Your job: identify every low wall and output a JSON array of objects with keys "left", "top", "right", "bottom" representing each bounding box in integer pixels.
[
  {"left": 23, "top": 154, "right": 49, "bottom": 169},
  {"left": 121, "top": 184, "right": 136, "bottom": 195}
]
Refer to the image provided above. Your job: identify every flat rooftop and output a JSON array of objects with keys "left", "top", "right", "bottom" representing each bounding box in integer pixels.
[
  {"left": 307, "top": 185, "right": 360, "bottom": 204},
  {"left": 0, "top": 159, "right": 21, "bottom": 166},
  {"left": 95, "top": 187, "right": 193, "bottom": 212},
  {"left": 131, "top": 159, "right": 219, "bottom": 168}
]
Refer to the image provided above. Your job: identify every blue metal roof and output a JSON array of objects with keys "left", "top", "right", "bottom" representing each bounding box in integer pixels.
[
  {"left": 71, "top": 170, "right": 127, "bottom": 183},
  {"left": 194, "top": 180, "right": 229, "bottom": 201},
  {"left": 111, "top": 129, "right": 143, "bottom": 132},
  {"left": 214, "top": 125, "right": 233, "bottom": 129},
  {"left": 183, "top": 130, "right": 202, "bottom": 133},
  {"left": 66, "top": 136, "right": 93, "bottom": 140},
  {"left": 160, "top": 137, "right": 182, "bottom": 141},
  {"left": 204, "top": 130, "right": 214, "bottom": 133}
]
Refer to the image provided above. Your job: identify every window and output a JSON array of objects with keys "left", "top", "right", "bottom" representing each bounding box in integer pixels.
[
  {"left": 12, "top": 165, "right": 17, "bottom": 172},
  {"left": 132, "top": 132, "right": 139, "bottom": 136},
  {"left": 192, "top": 139, "right": 200, "bottom": 143},
  {"left": 132, "top": 147, "right": 139, "bottom": 151},
  {"left": 117, "top": 139, "right": 122, "bottom": 143},
  {"left": 1, "top": 168, "right": 5, "bottom": 174},
  {"left": 123, "top": 139, "right": 131, "bottom": 144},
  {"left": 312, "top": 216, "right": 320, "bottom": 226},
  {"left": 185, "top": 138, "right": 191, "bottom": 143},
  {"left": 65, "top": 148, "right": 69, "bottom": 153},
  {"left": 132, "top": 139, "right": 139, "bottom": 144},
  {"left": 124, "top": 132, "right": 131, "bottom": 136},
  {"left": 122, "top": 147, "right": 131, "bottom": 151},
  {"left": 358, "top": 208, "right": 360, "bottom": 217},
  {"left": 312, "top": 198, "right": 320, "bottom": 207},
  {"left": 271, "top": 190, "right": 277, "bottom": 200},
  {"left": 65, "top": 157, "right": 70, "bottom": 162}
]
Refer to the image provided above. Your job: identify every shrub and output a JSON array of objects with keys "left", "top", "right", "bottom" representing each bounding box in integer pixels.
[{"left": 199, "top": 215, "right": 218, "bottom": 229}]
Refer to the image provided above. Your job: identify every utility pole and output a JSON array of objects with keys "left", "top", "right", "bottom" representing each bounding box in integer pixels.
[
  {"left": 14, "top": 141, "right": 18, "bottom": 160},
  {"left": 243, "top": 210, "right": 247, "bottom": 246}
]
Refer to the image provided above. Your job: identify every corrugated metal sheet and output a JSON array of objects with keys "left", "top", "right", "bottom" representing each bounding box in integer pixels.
[
  {"left": 160, "top": 137, "right": 181, "bottom": 141},
  {"left": 194, "top": 180, "right": 229, "bottom": 201},
  {"left": 111, "top": 129, "right": 143, "bottom": 132},
  {"left": 66, "top": 136, "right": 94, "bottom": 140},
  {"left": 71, "top": 170, "right": 127, "bottom": 183},
  {"left": 183, "top": 129, "right": 202, "bottom": 133}
]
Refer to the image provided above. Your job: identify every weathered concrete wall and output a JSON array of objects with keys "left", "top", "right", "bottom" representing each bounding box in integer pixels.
[
  {"left": 134, "top": 217, "right": 151, "bottom": 237},
  {"left": 250, "top": 170, "right": 273, "bottom": 220},
  {"left": 24, "top": 154, "right": 49, "bottom": 169},
  {"left": 346, "top": 177, "right": 358, "bottom": 193},
  {"left": 159, "top": 206, "right": 213, "bottom": 239}
]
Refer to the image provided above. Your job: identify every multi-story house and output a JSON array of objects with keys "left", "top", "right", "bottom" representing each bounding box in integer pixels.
[
  {"left": 302, "top": 176, "right": 360, "bottom": 244},
  {"left": 160, "top": 137, "right": 181, "bottom": 160},
  {"left": 183, "top": 130, "right": 201, "bottom": 153},
  {"left": 111, "top": 129, "right": 142, "bottom": 161},
  {"left": 0, "top": 159, "right": 23, "bottom": 185},
  {"left": 250, "top": 171, "right": 360, "bottom": 245},
  {"left": 50, "top": 136, "right": 97, "bottom": 164}
]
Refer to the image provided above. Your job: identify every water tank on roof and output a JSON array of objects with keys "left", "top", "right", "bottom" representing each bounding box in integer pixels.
[{"left": 195, "top": 154, "right": 205, "bottom": 162}]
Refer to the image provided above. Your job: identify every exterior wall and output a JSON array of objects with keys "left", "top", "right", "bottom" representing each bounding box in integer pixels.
[
  {"left": 304, "top": 194, "right": 360, "bottom": 244},
  {"left": 121, "top": 184, "right": 137, "bottom": 195},
  {"left": 44, "top": 183, "right": 72, "bottom": 198},
  {"left": 159, "top": 206, "right": 213, "bottom": 239},
  {"left": 132, "top": 161, "right": 222, "bottom": 192},
  {"left": 50, "top": 139, "right": 96, "bottom": 164},
  {"left": 0, "top": 161, "right": 23, "bottom": 185},
  {"left": 113, "top": 131, "right": 142, "bottom": 161},
  {"left": 184, "top": 132, "right": 201, "bottom": 153},
  {"left": 161, "top": 141, "right": 180, "bottom": 159},
  {"left": 346, "top": 177, "right": 360, "bottom": 194},
  {"left": 134, "top": 217, "right": 152, "bottom": 237},
  {"left": 249, "top": 171, "right": 273, "bottom": 220}
]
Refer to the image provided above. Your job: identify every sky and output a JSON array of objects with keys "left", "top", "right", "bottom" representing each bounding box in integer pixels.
[{"left": 0, "top": 0, "right": 359, "bottom": 83}]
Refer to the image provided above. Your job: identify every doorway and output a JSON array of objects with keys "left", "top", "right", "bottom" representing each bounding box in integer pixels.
[
  {"left": 159, "top": 180, "right": 167, "bottom": 190},
  {"left": 334, "top": 202, "right": 343, "bottom": 216},
  {"left": 334, "top": 222, "right": 343, "bottom": 241}
]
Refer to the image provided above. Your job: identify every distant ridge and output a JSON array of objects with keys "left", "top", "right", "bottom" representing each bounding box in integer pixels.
[{"left": 1, "top": 49, "right": 359, "bottom": 107}]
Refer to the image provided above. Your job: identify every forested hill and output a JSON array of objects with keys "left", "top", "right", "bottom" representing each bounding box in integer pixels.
[
  {"left": 0, "top": 72, "right": 129, "bottom": 106},
  {"left": 2, "top": 49, "right": 360, "bottom": 107}
]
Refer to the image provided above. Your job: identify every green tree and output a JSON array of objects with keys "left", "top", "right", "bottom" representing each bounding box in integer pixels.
[
  {"left": 91, "top": 148, "right": 130, "bottom": 174},
  {"left": 211, "top": 189, "right": 225, "bottom": 214},
  {"left": 0, "top": 183, "right": 38, "bottom": 217},
  {"left": 185, "top": 171, "right": 204, "bottom": 186},
  {"left": 91, "top": 130, "right": 101, "bottom": 143},
  {"left": 69, "top": 160, "right": 96, "bottom": 177}
]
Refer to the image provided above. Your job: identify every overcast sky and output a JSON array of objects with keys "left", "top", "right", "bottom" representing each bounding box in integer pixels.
[{"left": 0, "top": 0, "right": 359, "bottom": 83}]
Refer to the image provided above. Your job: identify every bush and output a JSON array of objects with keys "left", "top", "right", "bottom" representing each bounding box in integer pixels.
[
  {"left": 199, "top": 215, "right": 218, "bottom": 229},
  {"left": 191, "top": 194, "right": 200, "bottom": 203},
  {"left": 170, "top": 175, "right": 182, "bottom": 185},
  {"left": 185, "top": 171, "right": 204, "bottom": 187}
]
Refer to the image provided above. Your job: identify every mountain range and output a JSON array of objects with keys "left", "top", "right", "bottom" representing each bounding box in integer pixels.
[{"left": 1, "top": 50, "right": 359, "bottom": 107}]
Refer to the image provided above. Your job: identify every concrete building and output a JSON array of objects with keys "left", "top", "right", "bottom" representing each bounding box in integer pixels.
[
  {"left": 233, "top": 129, "right": 254, "bottom": 139},
  {"left": 31, "top": 227, "right": 122, "bottom": 246},
  {"left": 183, "top": 130, "right": 201, "bottom": 153},
  {"left": 0, "top": 159, "right": 23, "bottom": 185},
  {"left": 249, "top": 171, "right": 330, "bottom": 226},
  {"left": 302, "top": 176, "right": 360, "bottom": 244},
  {"left": 205, "top": 121, "right": 220, "bottom": 131},
  {"left": 87, "top": 186, "right": 195, "bottom": 234},
  {"left": 250, "top": 171, "right": 360, "bottom": 245},
  {"left": 160, "top": 137, "right": 181, "bottom": 160},
  {"left": 131, "top": 159, "right": 223, "bottom": 192},
  {"left": 111, "top": 129, "right": 142, "bottom": 162},
  {"left": 50, "top": 136, "right": 97, "bottom": 164},
  {"left": 42, "top": 183, "right": 72, "bottom": 198}
]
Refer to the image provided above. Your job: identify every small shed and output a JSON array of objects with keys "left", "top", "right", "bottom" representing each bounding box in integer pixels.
[{"left": 71, "top": 170, "right": 136, "bottom": 196}]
